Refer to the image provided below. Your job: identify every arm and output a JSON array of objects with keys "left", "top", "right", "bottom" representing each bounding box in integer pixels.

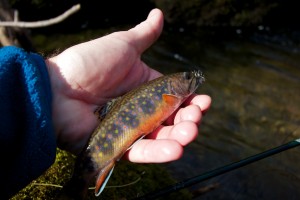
[{"left": 0, "top": 46, "right": 56, "bottom": 198}]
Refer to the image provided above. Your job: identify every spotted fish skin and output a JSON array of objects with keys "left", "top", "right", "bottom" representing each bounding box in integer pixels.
[{"left": 62, "top": 70, "right": 205, "bottom": 199}]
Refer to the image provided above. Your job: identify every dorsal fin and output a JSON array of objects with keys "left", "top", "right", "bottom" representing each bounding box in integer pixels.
[
  {"left": 95, "top": 161, "right": 115, "bottom": 196},
  {"left": 94, "top": 97, "right": 121, "bottom": 121}
]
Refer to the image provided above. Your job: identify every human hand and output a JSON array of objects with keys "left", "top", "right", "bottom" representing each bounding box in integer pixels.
[{"left": 46, "top": 9, "right": 211, "bottom": 162}]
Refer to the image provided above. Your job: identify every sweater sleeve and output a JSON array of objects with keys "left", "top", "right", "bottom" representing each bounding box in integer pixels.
[{"left": 0, "top": 46, "right": 56, "bottom": 198}]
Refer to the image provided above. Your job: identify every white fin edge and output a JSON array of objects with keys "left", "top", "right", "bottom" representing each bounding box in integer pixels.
[
  {"left": 95, "top": 165, "right": 115, "bottom": 196},
  {"left": 127, "top": 135, "right": 146, "bottom": 151}
]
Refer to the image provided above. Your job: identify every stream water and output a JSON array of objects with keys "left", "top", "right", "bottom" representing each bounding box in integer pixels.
[
  {"left": 144, "top": 28, "right": 300, "bottom": 199},
  {"left": 33, "top": 26, "right": 300, "bottom": 199}
]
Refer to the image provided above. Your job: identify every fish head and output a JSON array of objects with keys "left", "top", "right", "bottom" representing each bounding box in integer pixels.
[{"left": 170, "top": 70, "right": 205, "bottom": 97}]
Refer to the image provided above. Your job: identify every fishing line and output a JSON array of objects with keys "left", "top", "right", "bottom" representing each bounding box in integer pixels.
[
  {"left": 90, "top": 171, "right": 145, "bottom": 189},
  {"left": 33, "top": 171, "right": 144, "bottom": 190},
  {"left": 134, "top": 138, "right": 300, "bottom": 200}
]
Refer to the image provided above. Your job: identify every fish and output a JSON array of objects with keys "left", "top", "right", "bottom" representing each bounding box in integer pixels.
[{"left": 60, "top": 70, "right": 205, "bottom": 199}]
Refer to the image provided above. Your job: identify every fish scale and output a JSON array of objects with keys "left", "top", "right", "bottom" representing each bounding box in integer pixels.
[{"left": 61, "top": 70, "right": 205, "bottom": 200}]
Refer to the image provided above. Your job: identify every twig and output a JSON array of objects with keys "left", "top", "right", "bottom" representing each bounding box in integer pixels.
[{"left": 0, "top": 4, "right": 80, "bottom": 28}]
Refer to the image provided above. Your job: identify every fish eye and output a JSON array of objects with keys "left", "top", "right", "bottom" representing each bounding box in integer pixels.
[{"left": 183, "top": 72, "right": 192, "bottom": 80}]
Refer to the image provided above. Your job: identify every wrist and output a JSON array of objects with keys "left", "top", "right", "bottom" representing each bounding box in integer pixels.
[{"left": 45, "top": 56, "right": 63, "bottom": 139}]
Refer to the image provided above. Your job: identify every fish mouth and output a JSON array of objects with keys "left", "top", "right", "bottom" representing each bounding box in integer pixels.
[{"left": 190, "top": 70, "right": 205, "bottom": 91}]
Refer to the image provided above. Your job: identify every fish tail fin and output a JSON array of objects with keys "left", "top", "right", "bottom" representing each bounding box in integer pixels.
[{"left": 95, "top": 161, "right": 115, "bottom": 196}]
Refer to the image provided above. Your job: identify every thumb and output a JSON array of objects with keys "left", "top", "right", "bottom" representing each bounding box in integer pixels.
[{"left": 128, "top": 8, "right": 164, "bottom": 53}]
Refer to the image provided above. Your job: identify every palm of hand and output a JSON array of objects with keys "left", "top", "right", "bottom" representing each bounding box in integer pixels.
[{"left": 48, "top": 33, "right": 161, "bottom": 154}]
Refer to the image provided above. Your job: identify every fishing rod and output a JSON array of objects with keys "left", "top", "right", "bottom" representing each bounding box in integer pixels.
[{"left": 134, "top": 138, "right": 300, "bottom": 200}]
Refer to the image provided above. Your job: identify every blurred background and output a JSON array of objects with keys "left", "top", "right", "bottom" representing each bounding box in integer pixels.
[{"left": 2, "top": 0, "right": 300, "bottom": 199}]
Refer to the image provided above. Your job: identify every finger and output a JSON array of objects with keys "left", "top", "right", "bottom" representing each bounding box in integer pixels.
[
  {"left": 164, "top": 103, "right": 202, "bottom": 125},
  {"left": 173, "top": 104, "right": 202, "bottom": 125},
  {"left": 124, "top": 139, "right": 183, "bottom": 163},
  {"left": 128, "top": 8, "right": 164, "bottom": 53},
  {"left": 147, "top": 121, "right": 199, "bottom": 146},
  {"left": 163, "top": 94, "right": 211, "bottom": 125},
  {"left": 184, "top": 94, "right": 212, "bottom": 114}
]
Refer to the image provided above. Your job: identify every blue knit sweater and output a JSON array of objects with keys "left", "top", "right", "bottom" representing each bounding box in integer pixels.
[{"left": 0, "top": 46, "right": 56, "bottom": 198}]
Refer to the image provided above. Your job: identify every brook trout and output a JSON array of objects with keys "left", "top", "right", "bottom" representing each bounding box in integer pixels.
[{"left": 61, "top": 70, "right": 205, "bottom": 199}]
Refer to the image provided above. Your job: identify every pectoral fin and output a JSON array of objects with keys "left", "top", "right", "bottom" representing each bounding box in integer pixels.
[
  {"left": 162, "top": 94, "right": 180, "bottom": 105},
  {"left": 95, "top": 161, "right": 115, "bottom": 196}
]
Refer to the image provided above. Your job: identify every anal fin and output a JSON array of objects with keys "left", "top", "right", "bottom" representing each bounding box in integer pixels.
[
  {"left": 95, "top": 161, "right": 115, "bottom": 196},
  {"left": 126, "top": 135, "right": 146, "bottom": 151}
]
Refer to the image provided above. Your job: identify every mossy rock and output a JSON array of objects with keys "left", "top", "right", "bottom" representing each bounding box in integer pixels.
[{"left": 12, "top": 149, "right": 192, "bottom": 199}]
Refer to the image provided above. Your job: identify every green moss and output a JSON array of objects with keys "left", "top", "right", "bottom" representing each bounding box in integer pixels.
[
  {"left": 11, "top": 149, "right": 75, "bottom": 200},
  {"left": 12, "top": 149, "right": 192, "bottom": 199}
]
